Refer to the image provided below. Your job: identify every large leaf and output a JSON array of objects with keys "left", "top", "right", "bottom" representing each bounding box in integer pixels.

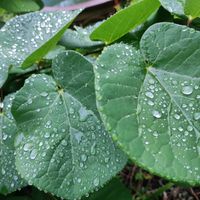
[
  {"left": 94, "top": 23, "right": 200, "bottom": 185},
  {"left": 90, "top": 0, "right": 160, "bottom": 44},
  {"left": 159, "top": 0, "right": 200, "bottom": 18},
  {"left": 0, "top": 94, "right": 26, "bottom": 194},
  {"left": 0, "top": 10, "right": 81, "bottom": 88},
  {"left": 12, "top": 51, "right": 127, "bottom": 200},
  {"left": 83, "top": 178, "right": 132, "bottom": 200},
  {"left": 0, "top": 0, "right": 43, "bottom": 13}
]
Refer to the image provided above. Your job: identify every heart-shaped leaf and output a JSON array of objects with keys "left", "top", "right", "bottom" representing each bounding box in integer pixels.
[
  {"left": 0, "top": 94, "right": 26, "bottom": 194},
  {"left": 12, "top": 51, "right": 127, "bottom": 200},
  {"left": 159, "top": 0, "right": 200, "bottom": 18},
  {"left": 94, "top": 22, "right": 200, "bottom": 185},
  {"left": 90, "top": 0, "right": 160, "bottom": 44},
  {"left": 0, "top": 10, "right": 81, "bottom": 88}
]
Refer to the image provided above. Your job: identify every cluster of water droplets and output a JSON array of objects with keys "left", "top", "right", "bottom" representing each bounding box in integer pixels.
[
  {"left": 138, "top": 68, "right": 200, "bottom": 181},
  {"left": 0, "top": 10, "right": 79, "bottom": 87},
  {"left": 0, "top": 94, "right": 25, "bottom": 193},
  {"left": 14, "top": 73, "right": 126, "bottom": 199}
]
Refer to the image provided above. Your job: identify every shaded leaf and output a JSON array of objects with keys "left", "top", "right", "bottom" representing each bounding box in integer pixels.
[
  {"left": 12, "top": 51, "right": 127, "bottom": 200},
  {"left": 0, "top": 10, "right": 81, "bottom": 88},
  {"left": 90, "top": 0, "right": 160, "bottom": 44},
  {"left": 94, "top": 23, "right": 200, "bottom": 185},
  {"left": 0, "top": 94, "right": 26, "bottom": 194},
  {"left": 83, "top": 178, "right": 132, "bottom": 200},
  {"left": 60, "top": 23, "right": 104, "bottom": 53}
]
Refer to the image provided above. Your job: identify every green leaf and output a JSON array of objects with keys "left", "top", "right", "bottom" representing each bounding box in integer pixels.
[
  {"left": 94, "top": 23, "right": 200, "bottom": 185},
  {"left": 90, "top": 0, "right": 160, "bottom": 44},
  {"left": 0, "top": 10, "right": 81, "bottom": 88},
  {"left": 0, "top": 0, "right": 43, "bottom": 13},
  {"left": 60, "top": 23, "right": 104, "bottom": 53},
  {"left": 0, "top": 94, "right": 26, "bottom": 195},
  {"left": 184, "top": 0, "right": 200, "bottom": 18},
  {"left": 83, "top": 178, "right": 132, "bottom": 200},
  {"left": 12, "top": 51, "right": 127, "bottom": 200},
  {"left": 159, "top": 0, "right": 200, "bottom": 18}
]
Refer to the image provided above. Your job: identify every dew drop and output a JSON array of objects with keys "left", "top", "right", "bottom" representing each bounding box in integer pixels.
[
  {"left": 93, "top": 178, "right": 99, "bottom": 187},
  {"left": 182, "top": 86, "right": 193, "bottom": 95},
  {"left": 30, "top": 149, "right": 38, "bottom": 160},
  {"left": 145, "top": 91, "right": 154, "bottom": 99},
  {"left": 194, "top": 112, "right": 200, "bottom": 120},
  {"left": 152, "top": 110, "right": 162, "bottom": 118}
]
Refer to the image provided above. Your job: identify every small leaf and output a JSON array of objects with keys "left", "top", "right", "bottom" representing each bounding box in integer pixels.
[
  {"left": 0, "top": 94, "right": 26, "bottom": 195},
  {"left": 94, "top": 23, "right": 200, "bottom": 185},
  {"left": 12, "top": 51, "right": 127, "bottom": 200},
  {"left": 60, "top": 23, "right": 104, "bottom": 53},
  {"left": 83, "top": 178, "right": 132, "bottom": 200},
  {"left": 159, "top": 0, "right": 200, "bottom": 18},
  {"left": 90, "top": 0, "right": 160, "bottom": 44},
  {"left": 0, "top": 0, "right": 43, "bottom": 13},
  {"left": 0, "top": 10, "right": 81, "bottom": 88}
]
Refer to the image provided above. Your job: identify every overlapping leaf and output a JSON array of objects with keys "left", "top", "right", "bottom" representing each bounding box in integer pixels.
[
  {"left": 0, "top": 10, "right": 81, "bottom": 88},
  {"left": 12, "top": 51, "right": 127, "bottom": 200},
  {"left": 94, "top": 23, "right": 200, "bottom": 185},
  {"left": 84, "top": 178, "right": 132, "bottom": 200},
  {"left": 90, "top": 0, "right": 160, "bottom": 44},
  {"left": 0, "top": 94, "right": 26, "bottom": 194},
  {"left": 159, "top": 0, "right": 200, "bottom": 18},
  {"left": 60, "top": 23, "right": 104, "bottom": 53}
]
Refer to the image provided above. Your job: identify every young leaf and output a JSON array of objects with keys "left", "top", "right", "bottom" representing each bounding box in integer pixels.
[
  {"left": 0, "top": 0, "right": 43, "bottom": 13},
  {"left": 159, "top": 0, "right": 200, "bottom": 18},
  {"left": 0, "top": 10, "right": 81, "bottom": 88},
  {"left": 90, "top": 0, "right": 160, "bottom": 44},
  {"left": 83, "top": 178, "right": 132, "bottom": 200},
  {"left": 60, "top": 23, "right": 104, "bottom": 53},
  {"left": 0, "top": 94, "right": 26, "bottom": 195},
  {"left": 12, "top": 51, "right": 127, "bottom": 200},
  {"left": 94, "top": 23, "right": 200, "bottom": 185}
]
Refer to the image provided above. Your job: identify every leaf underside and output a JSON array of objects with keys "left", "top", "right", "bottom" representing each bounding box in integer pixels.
[
  {"left": 95, "top": 22, "right": 200, "bottom": 185},
  {"left": 12, "top": 51, "right": 127, "bottom": 200}
]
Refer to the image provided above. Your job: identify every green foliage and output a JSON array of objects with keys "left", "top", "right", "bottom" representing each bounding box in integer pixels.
[
  {"left": 159, "top": 0, "right": 200, "bottom": 18},
  {"left": 84, "top": 178, "right": 132, "bottom": 200},
  {"left": 94, "top": 23, "right": 200, "bottom": 185},
  {"left": 0, "top": 0, "right": 43, "bottom": 13},
  {"left": 0, "top": 10, "right": 81, "bottom": 88},
  {"left": 1, "top": 0, "right": 200, "bottom": 199},
  {"left": 90, "top": 0, "right": 160, "bottom": 44},
  {"left": 12, "top": 51, "right": 127, "bottom": 200},
  {"left": 0, "top": 94, "right": 26, "bottom": 194}
]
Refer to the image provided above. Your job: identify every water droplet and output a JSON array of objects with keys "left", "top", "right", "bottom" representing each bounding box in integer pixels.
[
  {"left": 23, "top": 143, "right": 33, "bottom": 151},
  {"left": 194, "top": 112, "right": 200, "bottom": 120},
  {"left": 174, "top": 114, "right": 180, "bottom": 120},
  {"left": 145, "top": 91, "right": 154, "bottom": 99},
  {"left": 78, "top": 107, "right": 92, "bottom": 122},
  {"left": 40, "top": 92, "right": 48, "bottom": 97},
  {"left": 93, "top": 178, "right": 99, "bottom": 187},
  {"left": 30, "top": 149, "right": 38, "bottom": 160},
  {"left": 182, "top": 86, "right": 193, "bottom": 95},
  {"left": 81, "top": 154, "right": 87, "bottom": 162},
  {"left": 152, "top": 110, "right": 162, "bottom": 118}
]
